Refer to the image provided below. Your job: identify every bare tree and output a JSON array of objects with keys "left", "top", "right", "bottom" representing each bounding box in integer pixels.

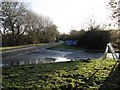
[
  {"left": 87, "top": 14, "right": 104, "bottom": 31},
  {"left": 1, "top": 0, "right": 59, "bottom": 46},
  {"left": 107, "top": 0, "right": 120, "bottom": 50},
  {"left": 23, "top": 10, "right": 58, "bottom": 43},
  {"left": 1, "top": 1, "right": 28, "bottom": 45}
]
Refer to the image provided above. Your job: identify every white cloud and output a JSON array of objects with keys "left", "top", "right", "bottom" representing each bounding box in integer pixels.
[{"left": 29, "top": 0, "right": 110, "bottom": 33}]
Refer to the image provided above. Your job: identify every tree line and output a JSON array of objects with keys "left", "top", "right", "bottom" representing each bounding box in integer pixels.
[
  {"left": 0, "top": 1, "right": 59, "bottom": 46},
  {"left": 60, "top": 27, "right": 120, "bottom": 50}
]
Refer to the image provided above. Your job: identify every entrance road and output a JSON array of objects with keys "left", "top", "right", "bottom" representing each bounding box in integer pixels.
[{"left": 2, "top": 41, "right": 63, "bottom": 59}]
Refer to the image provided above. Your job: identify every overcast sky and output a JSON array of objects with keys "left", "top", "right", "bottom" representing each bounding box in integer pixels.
[{"left": 28, "top": 0, "right": 111, "bottom": 33}]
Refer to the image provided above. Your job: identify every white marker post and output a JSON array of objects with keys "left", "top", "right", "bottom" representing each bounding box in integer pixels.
[{"left": 103, "top": 43, "right": 119, "bottom": 61}]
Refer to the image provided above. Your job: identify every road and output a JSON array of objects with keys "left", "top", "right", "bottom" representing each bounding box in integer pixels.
[
  {"left": 2, "top": 42, "right": 62, "bottom": 59},
  {"left": 1, "top": 41, "right": 103, "bottom": 66},
  {"left": 2, "top": 42, "right": 63, "bottom": 65}
]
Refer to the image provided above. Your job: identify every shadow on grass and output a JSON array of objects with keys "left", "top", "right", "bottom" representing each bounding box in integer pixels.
[
  {"left": 99, "top": 61, "right": 120, "bottom": 90},
  {"left": 2, "top": 59, "right": 120, "bottom": 89}
]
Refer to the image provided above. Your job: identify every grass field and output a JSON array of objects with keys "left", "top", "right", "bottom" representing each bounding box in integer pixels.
[{"left": 2, "top": 58, "right": 120, "bottom": 89}]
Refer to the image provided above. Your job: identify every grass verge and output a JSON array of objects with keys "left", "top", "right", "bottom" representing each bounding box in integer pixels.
[
  {"left": 48, "top": 44, "right": 104, "bottom": 53},
  {"left": 2, "top": 58, "right": 120, "bottom": 89},
  {"left": 0, "top": 43, "right": 48, "bottom": 51}
]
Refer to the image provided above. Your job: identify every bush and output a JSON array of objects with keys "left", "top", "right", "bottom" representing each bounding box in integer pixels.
[{"left": 67, "top": 30, "right": 111, "bottom": 50}]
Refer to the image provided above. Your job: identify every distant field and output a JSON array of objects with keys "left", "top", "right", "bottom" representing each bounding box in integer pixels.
[{"left": 2, "top": 58, "right": 120, "bottom": 89}]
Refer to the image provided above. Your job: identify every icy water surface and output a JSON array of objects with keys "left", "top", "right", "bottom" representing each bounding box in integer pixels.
[{"left": 2, "top": 49, "right": 103, "bottom": 66}]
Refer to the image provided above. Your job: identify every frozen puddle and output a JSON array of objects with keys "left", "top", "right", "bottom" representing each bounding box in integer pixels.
[{"left": 55, "top": 57, "right": 71, "bottom": 62}]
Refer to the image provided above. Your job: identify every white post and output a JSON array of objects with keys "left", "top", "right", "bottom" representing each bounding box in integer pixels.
[
  {"left": 103, "top": 43, "right": 118, "bottom": 61},
  {"left": 103, "top": 44, "right": 109, "bottom": 59},
  {"left": 108, "top": 43, "right": 118, "bottom": 61}
]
